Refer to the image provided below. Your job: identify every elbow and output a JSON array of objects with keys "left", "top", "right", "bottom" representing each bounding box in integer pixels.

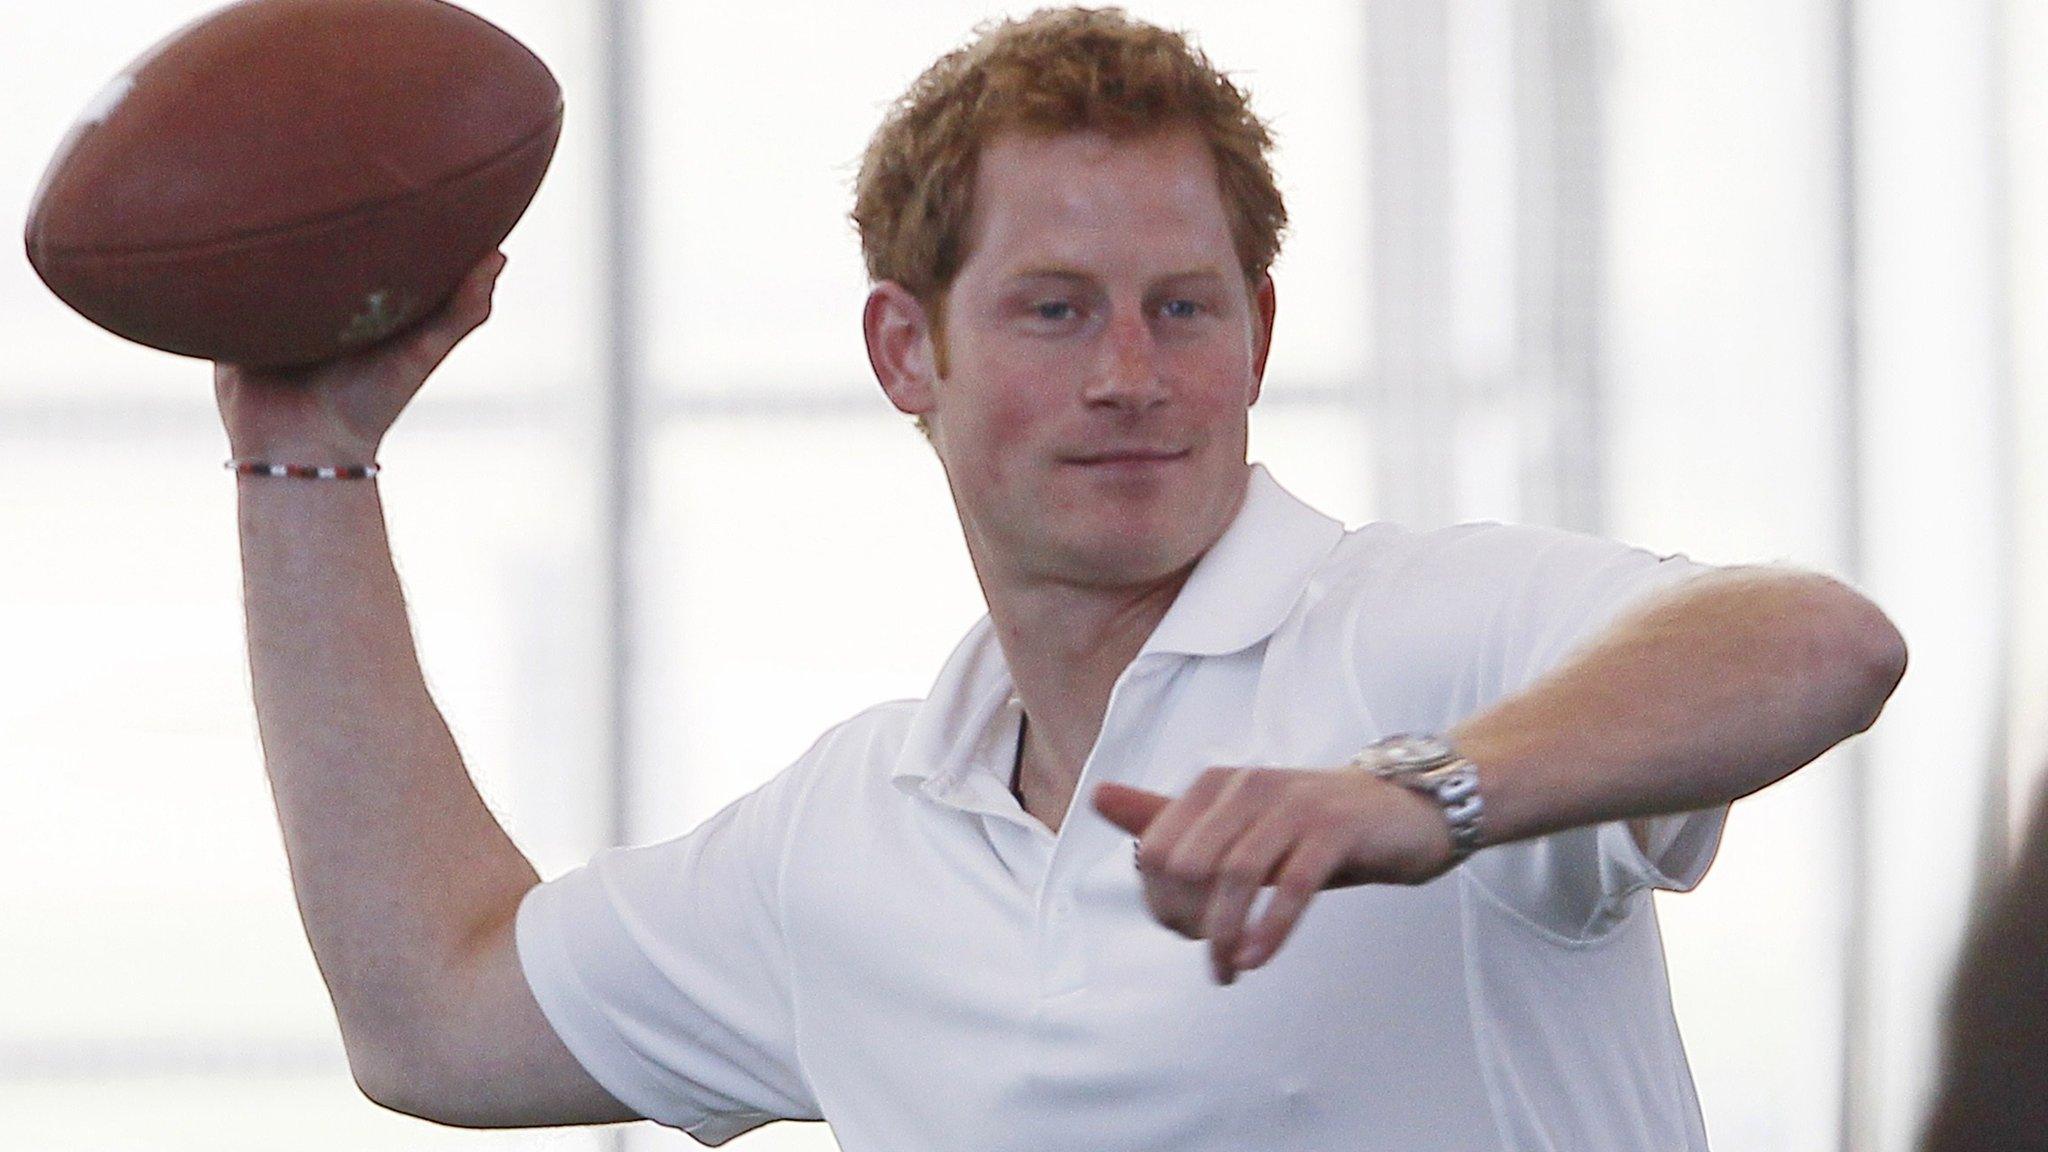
[
  {"left": 346, "top": 1034, "right": 435, "bottom": 1123},
  {"left": 344, "top": 1024, "right": 471, "bottom": 1127},
  {"left": 1857, "top": 622, "right": 1909, "bottom": 734},
  {"left": 1825, "top": 580, "right": 1908, "bottom": 734}
]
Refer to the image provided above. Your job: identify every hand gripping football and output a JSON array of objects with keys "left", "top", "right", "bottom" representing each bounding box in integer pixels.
[{"left": 24, "top": 0, "right": 563, "bottom": 369}]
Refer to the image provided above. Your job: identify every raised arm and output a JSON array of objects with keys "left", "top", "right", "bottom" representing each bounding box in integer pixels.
[
  {"left": 219, "top": 253, "right": 635, "bottom": 1126},
  {"left": 1446, "top": 565, "right": 1907, "bottom": 849},
  {"left": 1097, "top": 564, "right": 1908, "bottom": 984}
]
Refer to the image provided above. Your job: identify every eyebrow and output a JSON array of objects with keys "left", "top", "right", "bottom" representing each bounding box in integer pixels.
[
  {"left": 1151, "top": 270, "right": 1231, "bottom": 289},
  {"left": 1005, "top": 267, "right": 1230, "bottom": 286},
  {"left": 1006, "top": 268, "right": 1092, "bottom": 285}
]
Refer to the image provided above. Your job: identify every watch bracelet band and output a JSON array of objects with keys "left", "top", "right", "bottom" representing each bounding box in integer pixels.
[{"left": 1350, "top": 735, "right": 1486, "bottom": 862}]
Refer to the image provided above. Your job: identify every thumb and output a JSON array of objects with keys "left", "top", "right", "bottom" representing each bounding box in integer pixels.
[{"left": 1092, "top": 781, "right": 1172, "bottom": 836}]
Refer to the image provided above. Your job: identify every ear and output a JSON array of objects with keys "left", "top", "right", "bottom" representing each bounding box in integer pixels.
[
  {"left": 1248, "top": 273, "right": 1277, "bottom": 406},
  {"left": 864, "top": 282, "right": 940, "bottom": 418}
]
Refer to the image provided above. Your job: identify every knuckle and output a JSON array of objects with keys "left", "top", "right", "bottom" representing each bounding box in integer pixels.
[
  {"left": 1219, "top": 857, "right": 1265, "bottom": 888},
  {"left": 1276, "top": 865, "right": 1323, "bottom": 901},
  {"left": 1164, "top": 848, "right": 1209, "bottom": 882}
]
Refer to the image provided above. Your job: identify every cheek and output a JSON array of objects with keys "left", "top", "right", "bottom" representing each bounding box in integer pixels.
[
  {"left": 942, "top": 379, "right": 1045, "bottom": 492},
  {"left": 964, "top": 368, "right": 1056, "bottom": 450},
  {"left": 1165, "top": 342, "right": 1258, "bottom": 403},
  {"left": 1184, "top": 372, "right": 1255, "bottom": 433},
  {"left": 977, "top": 380, "right": 1036, "bottom": 434}
]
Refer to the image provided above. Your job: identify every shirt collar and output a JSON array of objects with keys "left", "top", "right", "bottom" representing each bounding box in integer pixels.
[
  {"left": 888, "top": 614, "right": 1021, "bottom": 805},
  {"left": 1137, "top": 463, "right": 1347, "bottom": 658},
  {"left": 889, "top": 464, "right": 1346, "bottom": 796}
]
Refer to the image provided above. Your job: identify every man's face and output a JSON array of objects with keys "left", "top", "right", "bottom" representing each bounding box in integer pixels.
[{"left": 900, "top": 124, "right": 1274, "bottom": 590}]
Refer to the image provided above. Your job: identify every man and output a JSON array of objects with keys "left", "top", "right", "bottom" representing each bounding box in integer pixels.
[{"left": 215, "top": 8, "right": 1906, "bottom": 1150}]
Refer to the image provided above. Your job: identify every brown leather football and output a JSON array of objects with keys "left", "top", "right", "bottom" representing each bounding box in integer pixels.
[{"left": 24, "top": 0, "right": 562, "bottom": 369}]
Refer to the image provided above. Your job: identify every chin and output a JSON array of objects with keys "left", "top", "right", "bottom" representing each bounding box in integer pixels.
[{"left": 1056, "top": 530, "right": 1203, "bottom": 589}]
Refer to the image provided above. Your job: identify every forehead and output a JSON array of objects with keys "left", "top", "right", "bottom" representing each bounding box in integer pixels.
[{"left": 959, "top": 125, "right": 1238, "bottom": 280}]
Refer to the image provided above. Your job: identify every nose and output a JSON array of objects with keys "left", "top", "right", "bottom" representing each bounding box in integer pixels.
[{"left": 1083, "top": 309, "right": 1169, "bottom": 412}]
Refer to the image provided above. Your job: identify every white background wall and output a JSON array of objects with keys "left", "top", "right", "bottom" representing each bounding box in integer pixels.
[{"left": 0, "top": 2, "right": 2030, "bottom": 1150}]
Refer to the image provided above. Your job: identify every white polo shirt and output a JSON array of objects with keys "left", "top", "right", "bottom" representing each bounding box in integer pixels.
[{"left": 516, "top": 465, "right": 1725, "bottom": 1151}]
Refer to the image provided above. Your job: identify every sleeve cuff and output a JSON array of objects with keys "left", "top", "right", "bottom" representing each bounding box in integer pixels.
[
  {"left": 1600, "top": 804, "right": 1729, "bottom": 895},
  {"left": 514, "top": 868, "right": 781, "bottom": 1143}
]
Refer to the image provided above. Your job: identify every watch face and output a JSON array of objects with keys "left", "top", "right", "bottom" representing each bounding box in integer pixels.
[{"left": 1385, "top": 735, "right": 1450, "bottom": 765}]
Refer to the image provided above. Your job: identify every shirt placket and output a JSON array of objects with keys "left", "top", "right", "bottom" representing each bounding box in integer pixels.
[{"left": 1033, "top": 654, "right": 1169, "bottom": 999}]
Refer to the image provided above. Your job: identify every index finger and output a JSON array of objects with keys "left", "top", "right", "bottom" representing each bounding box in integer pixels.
[
  {"left": 1091, "top": 781, "right": 1172, "bottom": 836},
  {"left": 1124, "top": 769, "right": 1237, "bottom": 873}
]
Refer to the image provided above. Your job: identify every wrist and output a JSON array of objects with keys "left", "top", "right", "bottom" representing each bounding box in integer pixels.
[
  {"left": 227, "top": 459, "right": 380, "bottom": 480},
  {"left": 225, "top": 431, "right": 380, "bottom": 466},
  {"left": 1349, "top": 733, "right": 1486, "bottom": 866},
  {"left": 215, "top": 370, "right": 384, "bottom": 465},
  {"left": 1343, "top": 767, "right": 1461, "bottom": 883}
]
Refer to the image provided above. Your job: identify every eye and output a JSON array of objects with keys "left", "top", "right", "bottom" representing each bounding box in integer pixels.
[
  {"left": 1160, "top": 298, "right": 1202, "bottom": 320},
  {"left": 1033, "top": 300, "right": 1077, "bottom": 322}
]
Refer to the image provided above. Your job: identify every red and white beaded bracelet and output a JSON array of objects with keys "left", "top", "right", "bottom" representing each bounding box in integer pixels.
[{"left": 224, "top": 460, "right": 381, "bottom": 480}]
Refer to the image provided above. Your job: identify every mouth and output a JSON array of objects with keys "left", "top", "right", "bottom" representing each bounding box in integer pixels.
[{"left": 1062, "top": 447, "right": 1192, "bottom": 467}]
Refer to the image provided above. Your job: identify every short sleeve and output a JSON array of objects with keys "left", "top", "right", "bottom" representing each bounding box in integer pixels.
[
  {"left": 515, "top": 757, "right": 825, "bottom": 1143},
  {"left": 1343, "top": 522, "right": 1728, "bottom": 939}
]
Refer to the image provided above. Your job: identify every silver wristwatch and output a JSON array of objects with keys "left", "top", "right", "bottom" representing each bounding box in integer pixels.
[{"left": 1349, "top": 734, "right": 1485, "bottom": 862}]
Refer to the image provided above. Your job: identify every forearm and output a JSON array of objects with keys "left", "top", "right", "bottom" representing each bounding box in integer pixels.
[
  {"left": 1448, "top": 567, "right": 1907, "bottom": 848},
  {"left": 238, "top": 476, "right": 538, "bottom": 1061},
  {"left": 1101, "top": 568, "right": 1906, "bottom": 982}
]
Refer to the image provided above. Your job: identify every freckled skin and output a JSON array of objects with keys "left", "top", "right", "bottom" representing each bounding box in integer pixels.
[{"left": 919, "top": 126, "right": 1275, "bottom": 594}]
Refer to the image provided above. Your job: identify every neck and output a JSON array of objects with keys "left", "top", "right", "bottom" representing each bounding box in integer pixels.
[{"left": 989, "top": 566, "right": 1191, "bottom": 830}]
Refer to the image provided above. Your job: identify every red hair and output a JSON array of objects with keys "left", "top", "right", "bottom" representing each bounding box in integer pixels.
[{"left": 853, "top": 6, "right": 1287, "bottom": 316}]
